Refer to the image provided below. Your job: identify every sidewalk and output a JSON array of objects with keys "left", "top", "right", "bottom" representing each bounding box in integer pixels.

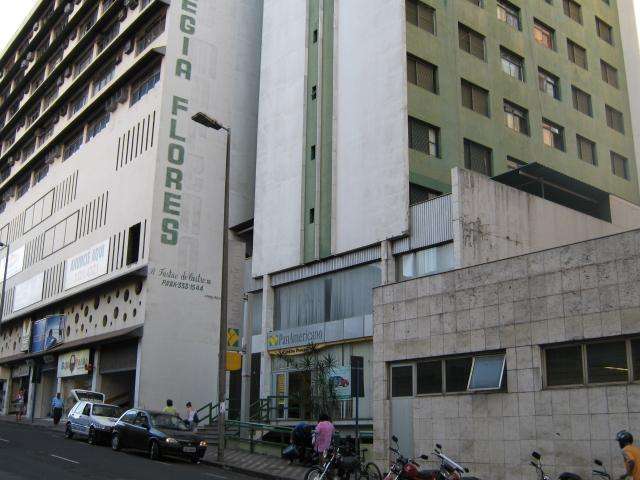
[
  {"left": 203, "top": 448, "right": 308, "bottom": 480},
  {"left": 0, "top": 414, "right": 65, "bottom": 431}
]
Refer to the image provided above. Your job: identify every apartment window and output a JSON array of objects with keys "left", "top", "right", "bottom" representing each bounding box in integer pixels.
[
  {"left": 596, "top": 17, "right": 613, "bottom": 44},
  {"left": 533, "top": 20, "right": 554, "bottom": 49},
  {"left": 571, "top": 86, "right": 592, "bottom": 116},
  {"left": 611, "top": 152, "right": 629, "bottom": 179},
  {"left": 545, "top": 345, "right": 583, "bottom": 386},
  {"left": 409, "top": 183, "right": 442, "bottom": 205},
  {"left": 400, "top": 243, "right": 454, "bottom": 280},
  {"left": 74, "top": 48, "right": 93, "bottom": 78},
  {"left": 22, "top": 141, "right": 35, "bottom": 161},
  {"left": 42, "top": 87, "right": 58, "bottom": 110},
  {"left": 79, "top": 8, "right": 98, "bottom": 37},
  {"left": 507, "top": 156, "right": 526, "bottom": 170},
  {"left": 310, "top": 145, "right": 316, "bottom": 160},
  {"left": 504, "top": 101, "right": 529, "bottom": 135},
  {"left": 567, "top": 40, "right": 588, "bottom": 69},
  {"left": 98, "top": 22, "right": 120, "bottom": 53},
  {"left": 48, "top": 47, "right": 64, "bottom": 72},
  {"left": 0, "top": 167, "right": 10, "bottom": 182},
  {"left": 31, "top": 68, "right": 45, "bottom": 92},
  {"left": 136, "top": 15, "right": 166, "bottom": 53},
  {"left": 86, "top": 113, "right": 110, "bottom": 141},
  {"left": 407, "top": 55, "right": 437, "bottom": 93},
  {"left": 93, "top": 64, "right": 115, "bottom": 95},
  {"left": 497, "top": 0, "right": 520, "bottom": 29},
  {"left": 33, "top": 162, "right": 49, "bottom": 185},
  {"left": 563, "top": 0, "right": 582, "bottom": 24},
  {"left": 458, "top": 24, "right": 485, "bottom": 60},
  {"left": 126, "top": 223, "right": 142, "bottom": 265},
  {"left": 461, "top": 79, "right": 489, "bottom": 117},
  {"left": 464, "top": 139, "right": 492, "bottom": 176},
  {"left": 311, "top": 86, "right": 317, "bottom": 100},
  {"left": 601, "top": 60, "right": 619, "bottom": 88},
  {"left": 16, "top": 177, "right": 30, "bottom": 199},
  {"left": 446, "top": 358, "right": 473, "bottom": 392},
  {"left": 500, "top": 48, "right": 524, "bottom": 81},
  {"left": 538, "top": 68, "right": 560, "bottom": 99},
  {"left": 542, "top": 119, "right": 564, "bottom": 150},
  {"left": 606, "top": 105, "right": 624, "bottom": 134},
  {"left": 130, "top": 69, "right": 161, "bottom": 105},
  {"left": 63, "top": 132, "right": 84, "bottom": 160},
  {"left": 39, "top": 123, "right": 54, "bottom": 146},
  {"left": 391, "top": 366, "right": 413, "bottom": 397},
  {"left": 408, "top": 117, "right": 440, "bottom": 156},
  {"left": 576, "top": 135, "right": 597, "bottom": 165},
  {"left": 313, "top": 30, "right": 318, "bottom": 43},
  {"left": 416, "top": 361, "right": 442, "bottom": 395},
  {"left": 406, "top": 0, "right": 436, "bottom": 34},
  {"left": 26, "top": 106, "right": 39, "bottom": 127},
  {"left": 70, "top": 89, "right": 89, "bottom": 116}
]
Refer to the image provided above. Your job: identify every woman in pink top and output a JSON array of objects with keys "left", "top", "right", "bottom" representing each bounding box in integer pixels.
[{"left": 313, "top": 413, "right": 335, "bottom": 456}]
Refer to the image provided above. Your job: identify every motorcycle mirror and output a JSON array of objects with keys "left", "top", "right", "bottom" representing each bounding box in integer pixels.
[
  {"left": 464, "top": 468, "right": 469, "bottom": 473},
  {"left": 392, "top": 435, "right": 398, "bottom": 443},
  {"left": 420, "top": 455, "right": 429, "bottom": 460},
  {"left": 594, "top": 459, "right": 603, "bottom": 467},
  {"left": 436, "top": 443, "right": 442, "bottom": 450},
  {"left": 532, "top": 451, "right": 541, "bottom": 460}
]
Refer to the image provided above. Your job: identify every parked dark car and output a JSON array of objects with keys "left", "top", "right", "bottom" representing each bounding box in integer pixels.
[{"left": 111, "top": 409, "right": 207, "bottom": 462}]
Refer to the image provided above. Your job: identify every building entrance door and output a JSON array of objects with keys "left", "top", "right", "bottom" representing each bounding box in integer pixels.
[{"left": 288, "top": 371, "right": 311, "bottom": 420}]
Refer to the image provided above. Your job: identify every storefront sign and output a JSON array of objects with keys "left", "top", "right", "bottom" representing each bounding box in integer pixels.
[
  {"left": 266, "top": 324, "right": 325, "bottom": 352},
  {"left": 31, "top": 315, "right": 65, "bottom": 353},
  {"left": 58, "top": 349, "right": 90, "bottom": 378},
  {"left": 13, "top": 272, "right": 44, "bottom": 312},
  {"left": 64, "top": 240, "right": 109, "bottom": 290},
  {"left": 0, "top": 245, "right": 25, "bottom": 280},
  {"left": 226, "top": 351, "right": 242, "bottom": 371},
  {"left": 11, "top": 364, "right": 30, "bottom": 378},
  {"left": 20, "top": 320, "right": 32, "bottom": 352},
  {"left": 331, "top": 366, "right": 352, "bottom": 400},
  {"left": 227, "top": 328, "right": 241, "bottom": 350}
]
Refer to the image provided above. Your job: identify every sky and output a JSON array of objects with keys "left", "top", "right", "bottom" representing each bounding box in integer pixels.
[{"left": 0, "top": 0, "right": 38, "bottom": 55}]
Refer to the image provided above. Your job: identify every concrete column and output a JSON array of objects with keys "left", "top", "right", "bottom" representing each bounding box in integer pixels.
[
  {"left": 259, "top": 275, "right": 275, "bottom": 403},
  {"left": 380, "top": 240, "right": 396, "bottom": 285},
  {"left": 26, "top": 365, "right": 36, "bottom": 420},
  {"left": 1, "top": 375, "right": 12, "bottom": 416},
  {"left": 133, "top": 338, "right": 143, "bottom": 408},
  {"left": 240, "top": 297, "right": 251, "bottom": 422},
  {"left": 91, "top": 349, "right": 101, "bottom": 392}
]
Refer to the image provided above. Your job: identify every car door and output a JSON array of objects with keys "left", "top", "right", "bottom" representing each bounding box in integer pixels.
[
  {"left": 78, "top": 403, "right": 92, "bottom": 436},
  {"left": 68, "top": 402, "right": 84, "bottom": 434},
  {"left": 117, "top": 410, "right": 136, "bottom": 448},
  {"left": 130, "top": 412, "right": 151, "bottom": 451}
]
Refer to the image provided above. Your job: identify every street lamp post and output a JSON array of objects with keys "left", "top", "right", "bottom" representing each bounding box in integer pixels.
[
  {"left": 0, "top": 241, "right": 10, "bottom": 322},
  {"left": 191, "top": 112, "right": 230, "bottom": 463}
]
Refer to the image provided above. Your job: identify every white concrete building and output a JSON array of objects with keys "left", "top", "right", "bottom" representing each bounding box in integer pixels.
[{"left": 0, "top": 0, "right": 262, "bottom": 418}]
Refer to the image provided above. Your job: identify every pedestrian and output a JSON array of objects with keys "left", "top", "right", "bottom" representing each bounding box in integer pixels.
[
  {"left": 14, "top": 388, "right": 25, "bottom": 422},
  {"left": 616, "top": 430, "right": 640, "bottom": 480},
  {"left": 185, "top": 402, "right": 199, "bottom": 430},
  {"left": 51, "top": 393, "right": 64, "bottom": 425},
  {"left": 162, "top": 399, "right": 178, "bottom": 416},
  {"left": 313, "top": 413, "right": 335, "bottom": 463},
  {"left": 291, "top": 421, "right": 313, "bottom": 465}
]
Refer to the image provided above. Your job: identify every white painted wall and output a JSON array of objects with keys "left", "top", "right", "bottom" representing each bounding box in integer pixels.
[
  {"left": 618, "top": 0, "right": 640, "bottom": 184},
  {"left": 332, "top": 0, "right": 409, "bottom": 254},
  {"left": 252, "top": 0, "right": 307, "bottom": 277}
]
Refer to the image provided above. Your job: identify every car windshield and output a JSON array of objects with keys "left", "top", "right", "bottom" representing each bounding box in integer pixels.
[
  {"left": 92, "top": 404, "right": 124, "bottom": 418},
  {"left": 150, "top": 413, "right": 188, "bottom": 431}
]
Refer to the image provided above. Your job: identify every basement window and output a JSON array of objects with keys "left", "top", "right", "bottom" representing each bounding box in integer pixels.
[{"left": 126, "top": 223, "right": 141, "bottom": 265}]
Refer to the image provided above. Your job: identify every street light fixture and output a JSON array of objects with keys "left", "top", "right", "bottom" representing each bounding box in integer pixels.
[
  {"left": 0, "top": 241, "right": 9, "bottom": 323},
  {"left": 192, "top": 112, "right": 230, "bottom": 463}
]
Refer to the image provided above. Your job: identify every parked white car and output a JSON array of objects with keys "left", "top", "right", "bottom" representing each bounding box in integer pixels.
[{"left": 65, "top": 399, "right": 124, "bottom": 445}]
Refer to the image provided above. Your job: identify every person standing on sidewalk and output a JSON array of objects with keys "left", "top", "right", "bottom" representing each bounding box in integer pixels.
[
  {"left": 162, "top": 399, "right": 178, "bottom": 416},
  {"left": 313, "top": 414, "right": 335, "bottom": 464},
  {"left": 185, "top": 402, "right": 198, "bottom": 431},
  {"left": 51, "top": 393, "right": 64, "bottom": 425},
  {"left": 14, "top": 388, "right": 25, "bottom": 422}
]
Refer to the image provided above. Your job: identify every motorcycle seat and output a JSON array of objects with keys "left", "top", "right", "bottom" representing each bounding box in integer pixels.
[
  {"left": 559, "top": 474, "right": 582, "bottom": 480},
  {"left": 417, "top": 469, "right": 439, "bottom": 479}
]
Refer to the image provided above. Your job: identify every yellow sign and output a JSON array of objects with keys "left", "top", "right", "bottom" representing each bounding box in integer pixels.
[
  {"left": 226, "top": 351, "right": 242, "bottom": 371},
  {"left": 227, "top": 328, "right": 241, "bottom": 349}
]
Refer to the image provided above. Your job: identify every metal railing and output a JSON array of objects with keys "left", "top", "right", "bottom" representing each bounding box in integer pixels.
[{"left": 253, "top": 396, "right": 371, "bottom": 423}]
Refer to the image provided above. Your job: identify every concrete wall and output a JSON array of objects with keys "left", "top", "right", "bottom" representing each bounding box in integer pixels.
[
  {"left": 373, "top": 229, "right": 640, "bottom": 479},
  {"left": 451, "top": 168, "right": 640, "bottom": 269}
]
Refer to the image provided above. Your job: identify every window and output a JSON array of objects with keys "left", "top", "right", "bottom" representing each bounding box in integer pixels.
[
  {"left": 466, "top": 0, "right": 483, "bottom": 6},
  {"left": 408, "top": 117, "right": 440, "bottom": 156},
  {"left": 0, "top": 167, "right": 9, "bottom": 182},
  {"left": 93, "top": 64, "right": 115, "bottom": 95},
  {"left": 497, "top": 0, "right": 520, "bottom": 29},
  {"left": 567, "top": 40, "right": 587, "bottom": 69},
  {"left": 39, "top": 123, "right": 54, "bottom": 146},
  {"left": 458, "top": 24, "right": 485, "bottom": 60},
  {"left": 98, "top": 22, "right": 120, "bottom": 53},
  {"left": 79, "top": 8, "right": 98, "bottom": 37},
  {"left": 571, "top": 86, "right": 592, "bottom": 116},
  {"left": 563, "top": 0, "right": 582, "bottom": 23},
  {"left": 533, "top": 20, "right": 554, "bottom": 49},
  {"left": 464, "top": 139, "right": 492, "bottom": 176},
  {"left": 407, "top": 55, "right": 437, "bottom": 93},
  {"left": 74, "top": 48, "right": 93, "bottom": 78},
  {"left": 542, "top": 119, "right": 564, "bottom": 150},
  {"left": 70, "top": 89, "right": 89, "bottom": 116},
  {"left": 42, "top": 212, "right": 79, "bottom": 257},
  {"left": 22, "top": 141, "right": 35, "bottom": 161},
  {"left": 33, "top": 163, "right": 49, "bottom": 185},
  {"left": 311, "top": 85, "right": 317, "bottom": 100},
  {"left": 606, "top": 105, "right": 624, "bottom": 134},
  {"left": 130, "top": 69, "right": 161, "bottom": 105},
  {"left": 601, "top": 60, "right": 619, "bottom": 88},
  {"left": 126, "top": 223, "right": 141, "bottom": 265},
  {"left": 461, "top": 80, "right": 489, "bottom": 116},
  {"left": 507, "top": 156, "right": 526, "bottom": 170},
  {"left": 86, "top": 113, "right": 110, "bottom": 141},
  {"left": 611, "top": 152, "right": 629, "bottom": 179},
  {"left": 596, "top": 17, "right": 613, "bottom": 44},
  {"left": 16, "top": 178, "right": 29, "bottom": 199},
  {"left": 351, "top": 356, "right": 364, "bottom": 398},
  {"left": 391, "top": 365, "right": 413, "bottom": 397},
  {"left": 587, "top": 342, "right": 627, "bottom": 383},
  {"left": 416, "top": 361, "right": 442, "bottom": 395},
  {"left": 82, "top": 403, "right": 92, "bottom": 416},
  {"left": 545, "top": 345, "right": 583, "bottom": 386},
  {"left": 136, "top": 15, "right": 166, "bottom": 53},
  {"left": 576, "top": 135, "right": 597, "bottom": 165},
  {"left": 445, "top": 357, "right": 474, "bottom": 393},
  {"left": 406, "top": 0, "right": 436, "bottom": 34},
  {"left": 26, "top": 106, "right": 39, "bottom": 127},
  {"left": 409, "top": 183, "right": 442, "bottom": 205},
  {"left": 500, "top": 48, "right": 524, "bottom": 81},
  {"left": 538, "top": 68, "right": 560, "bottom": 99},
  {"left": 63, "top": 132, "right": 83, "bottom": 160},
  {"left": 399, "top": 243, "right": 454, "bottom": 280},
  {"left": 468, "top": 355, "right": 506, "bottom": 391},
  {"left": 504, "top": 101, "right": 529, "bottom": 135},
  {"left": 42, "top": 87, "right": 58, "bottom": 110}
]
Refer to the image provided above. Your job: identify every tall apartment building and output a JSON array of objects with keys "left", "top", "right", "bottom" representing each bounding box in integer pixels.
[
  {"left": 244, "top": 0, "right": 640, "bottom": 432},
  {"left": 0, "top": 0, "right": 262, "bottom": 418}
]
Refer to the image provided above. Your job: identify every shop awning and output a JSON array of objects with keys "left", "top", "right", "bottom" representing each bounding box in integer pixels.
[{"left": 0, "top": 325, "right": 143, "bottom": 365}]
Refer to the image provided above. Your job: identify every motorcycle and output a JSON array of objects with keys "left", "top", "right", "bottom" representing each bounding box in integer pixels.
[
  {"left": 529, "top": 451, "right": 582, "bottom": 480},
  {"left": 592, "top": 459, "right": 611, "bottom": 479},
  {"left": 431, "top": 443, "right": 480, "bottom": 480},
  {"left": 383, "top": 435, "right": 435, "bottom": 480}
]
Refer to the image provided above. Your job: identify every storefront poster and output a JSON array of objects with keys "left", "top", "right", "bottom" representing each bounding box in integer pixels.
[
  {"left": 11, "top": 364, "right": 30, "bottom": 378},
  {"left": 30, "top": 315, "right": 65, "bottom": 353},
  {"left": 20, "top": 320, "right": 32, "bottom": 352},
  {"left": 58, "top": 349, "right": 90, "bottom": 378},
  {"left": 63, "top": 240, "right": 109, "bottom": 290},
  {"left": 0, "top": 245, "right": 25, "bottom": 280},
  {"left": 330, "top": 366, "right": 351, "bottom": 400}
]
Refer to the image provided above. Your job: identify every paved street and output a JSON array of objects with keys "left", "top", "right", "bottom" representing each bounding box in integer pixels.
[{"left": 0, "top": 422, "right": 257, "bottom": 480}]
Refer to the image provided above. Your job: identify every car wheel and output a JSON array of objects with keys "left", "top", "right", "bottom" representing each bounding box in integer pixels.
[
  {"left": 149, "top": 441, "right": 161, "bottom": 461},
  {"left": 111, "top": 433, "right": 121, "bottom": 451},
  {"left": 88, "top": 428, "right": 96, "bottom": 445},
  {"left": 64, "top": 424, "right": 73, "bottom": 439}
]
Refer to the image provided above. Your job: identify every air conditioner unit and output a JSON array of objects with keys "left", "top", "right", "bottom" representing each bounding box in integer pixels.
[
  {"left": 124, "top": 39, "right": 134, "bottom": 54},
  {"left": 64, "top": 67, "right": 72, "bottom": 78},
  {"left": 118, "top": 9, "right": 127, "bottom": 22},
  {"left": 105, "top": 97, "right": 117, "bottom": 112},
  {"left": 117, "top": 88, "right": 128, "bottom": 103},
  {"left": 124, "top": 0, "right": 139, "bottom": 9}
]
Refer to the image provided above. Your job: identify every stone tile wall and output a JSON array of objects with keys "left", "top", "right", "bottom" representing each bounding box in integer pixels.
[{"left": 373, "top": 230, "right": 640, "bottom": 480}]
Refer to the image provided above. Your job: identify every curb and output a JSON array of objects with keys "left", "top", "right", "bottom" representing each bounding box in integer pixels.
[{"left": 201, "top": 458, "right": 299, "bottom": 480}]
